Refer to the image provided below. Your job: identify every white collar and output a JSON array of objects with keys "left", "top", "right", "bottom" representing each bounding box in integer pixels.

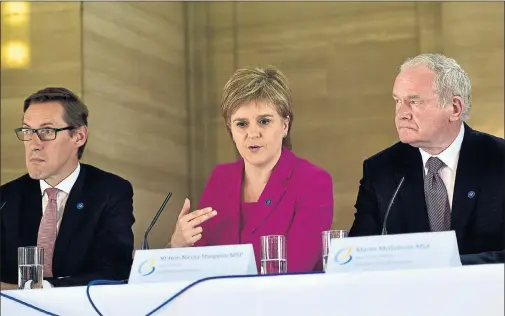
[
  {"left": 40, "top": 163, "right": 81, "bottom": 195},
  {"left": 419, "top": 124, "right": 465, "bottom": 171}
]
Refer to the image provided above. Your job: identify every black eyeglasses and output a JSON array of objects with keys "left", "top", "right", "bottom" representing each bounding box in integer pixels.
[{"left": 14, "top": 126, "right": 75, "bottom": 141}]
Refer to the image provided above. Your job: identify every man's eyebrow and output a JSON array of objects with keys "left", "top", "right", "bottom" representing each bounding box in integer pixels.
[
  {"left": 22, "top": 122, "right": 56, "bottom": 128},
  {"left": 39, "top": 122, "right": 56, "bottom": 127},
  {"left": 392, "top": 94, "right": 421, "bottom": 99}
]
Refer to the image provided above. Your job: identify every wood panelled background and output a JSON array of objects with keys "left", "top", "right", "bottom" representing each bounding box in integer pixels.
[
  {"left": 441, "top": 3, "right": 504, "bottom": 138},
  {"left": 1, "top": 2, "right": 503, "bottom": 248},
  {"left": 81, "top": 2, "right": 188, "bottom": 248}
]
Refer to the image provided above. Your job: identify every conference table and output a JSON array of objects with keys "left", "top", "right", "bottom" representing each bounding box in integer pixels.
[{"left": 1, "top": 264, "right": 503, "bottom": 316}]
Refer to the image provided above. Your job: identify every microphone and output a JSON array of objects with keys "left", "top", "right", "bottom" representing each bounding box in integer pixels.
[
  {"left": 381, "top": 177, "right": 405, "bottom": 235},
  {"left": 141, "top": 192, "right": 172, "bottom": 250}
]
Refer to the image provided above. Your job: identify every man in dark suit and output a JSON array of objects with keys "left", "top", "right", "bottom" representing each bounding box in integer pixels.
[
  {"left": 349, "top": 53, "right": 504, "bottom": 265},
  {"left": 0, "top": 87, "right": 135, "bottom": 289}
]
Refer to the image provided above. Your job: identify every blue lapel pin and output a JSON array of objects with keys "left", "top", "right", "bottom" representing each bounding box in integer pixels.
[
  {"left": 265, "top": 199, "right": 272, "bottom": 205},
  {"left": 76, "top": 202, "right": 84, "bottom": 210},
  {"left": 467, "top": 191, "right": 475, "bottom": 199}
]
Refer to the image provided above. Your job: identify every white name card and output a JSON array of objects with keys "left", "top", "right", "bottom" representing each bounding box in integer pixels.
[
  {"left": 325, "top": 231, "right": 462, "bottom": 273},
  {"left": 128, "top": 244, "right": 257, "bottom": 284}
]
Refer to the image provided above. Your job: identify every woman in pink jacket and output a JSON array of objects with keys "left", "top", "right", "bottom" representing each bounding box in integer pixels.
[{"left": 170, "top": 66, "right": 334, "bottom": 272}]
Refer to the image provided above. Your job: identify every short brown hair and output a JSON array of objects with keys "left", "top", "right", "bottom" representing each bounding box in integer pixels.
[
  {"left": 23, "top": 87, "right": 89, "bottom": 159},
  {"left": 221, "top": 66, "right": 294, "bottom": 149}
]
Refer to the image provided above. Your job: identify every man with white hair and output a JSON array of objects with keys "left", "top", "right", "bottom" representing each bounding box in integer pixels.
[{"left": 349, "top": 53, "right": 504, "bottom": 264}]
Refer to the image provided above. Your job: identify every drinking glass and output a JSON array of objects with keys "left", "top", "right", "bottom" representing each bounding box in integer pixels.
[
  {"left": 260, "top": 235, "right": 287, "bottom": 274},
  {"left": 18, "top": 246, "right": 44, "bottom": 289},
  {"left": 322, "top": 230, "right": 348, "bottom": 271}
]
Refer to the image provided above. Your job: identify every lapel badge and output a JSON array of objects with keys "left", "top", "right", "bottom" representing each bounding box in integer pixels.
[
  {"left": 265, "top": 199, "right": 272, "bottom": 205},
  {"left": 76, "top": 202, "right": 84, "bottom": 210},
  {"left": 467, "top": 191, "right": 475, "bottom": 199}
]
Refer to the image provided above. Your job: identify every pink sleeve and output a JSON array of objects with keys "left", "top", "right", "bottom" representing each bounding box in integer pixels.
[
  {"left": 193, "top": 167, "right": 219, "bottom": 247},
  {"left": 286, "top": 170, "right": 334, "bottom": 272}
]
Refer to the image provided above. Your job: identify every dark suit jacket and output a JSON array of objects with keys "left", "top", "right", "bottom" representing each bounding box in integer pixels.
[
  {"left": 0, "top": 164, "right": 135, "bottom": 287},
  {"left": 349, "top": 124, "right": 505, "bottom": 265},
  {"left": 194, "top": 148, "right": 334, "bottom": 272}
]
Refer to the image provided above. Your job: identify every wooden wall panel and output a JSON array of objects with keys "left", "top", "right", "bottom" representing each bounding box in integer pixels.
[
  {"left": 441, "top": 3, "right": 504, "bottom": 137},
  {"left": 81, "top": 2, "right": 187, "bottom": 249},
  {"left": 207, "top": 3, "right": 240, "bottom": 165},
  {"left": 1, "top": 2, "right": 82, "bottom": 184},
  {"left": 186, "top": 3, "right": 223, "bottom": 206}
]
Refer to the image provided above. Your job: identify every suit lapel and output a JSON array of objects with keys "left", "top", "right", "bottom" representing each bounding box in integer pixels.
[
  {"left": 52, "top": 166, "right": 88, "bottom": 272},
  {"left": 20, "top": 178, "right": 43, "bottom": 247},
  {"left": 242, "top": 149, "right": 295, "bottom": 235},
  {"left": 225, "top": 160, "right": 243, "bottom": 244},
  {"left": 451, "top": 125, "right": 480, "bottom": 240},
  {"left": 398, "top": 145, "right": 430, "bottom": 233}
]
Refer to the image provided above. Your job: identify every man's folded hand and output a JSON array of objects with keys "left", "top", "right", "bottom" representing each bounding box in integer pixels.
[{"left": 0, "top": 282, "right": 18, "bottom": 291}]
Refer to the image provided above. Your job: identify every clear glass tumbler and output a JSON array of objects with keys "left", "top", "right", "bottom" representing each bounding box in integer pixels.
[
  {"left": 18, "top": 246, "right": 44, "bottom": 289},
  {"left": 260, "top": 235, "right": 287, "bottom": 274},
  {"left": 322, "top": 230, "right": 348, "bottom": 271}
]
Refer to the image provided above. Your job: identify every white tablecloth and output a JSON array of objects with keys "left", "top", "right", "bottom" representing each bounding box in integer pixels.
[{"left": 1, "top": 264, "right": 503, "bottom": 316}]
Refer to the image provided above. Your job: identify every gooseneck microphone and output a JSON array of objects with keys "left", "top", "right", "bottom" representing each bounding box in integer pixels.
[
  {"left": 381, "top": 177, "right": 405, "bottom": 235},
  {"left": 141, "top": 192, "right": 173, "bottom": 250}
]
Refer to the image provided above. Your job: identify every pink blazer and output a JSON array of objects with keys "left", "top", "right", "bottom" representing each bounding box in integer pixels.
[{"left": 194, "top": 148, "right": 334, "bottom": 273}]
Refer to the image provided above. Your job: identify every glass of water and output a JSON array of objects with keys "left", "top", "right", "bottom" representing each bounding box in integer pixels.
[
  {"left": 260, "top": 235, "right": 287, "bottom": 274},
  {"left": 18, "top": 246, "right": 44, "bottom": 289},
  {"left": 322, "top": 230, "right": 348, "bottom": 271}
]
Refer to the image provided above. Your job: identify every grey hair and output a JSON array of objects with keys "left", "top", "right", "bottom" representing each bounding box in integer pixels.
[{"left": 400, "top": 53, "right": 472, "bottom": 121}]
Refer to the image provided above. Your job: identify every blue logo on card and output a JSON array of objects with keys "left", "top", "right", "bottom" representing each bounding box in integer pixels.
[
  {"left": 138, "top": 258, "right": 156, "bottom": 276},
  {"left": 334, "top": 247, "right": 353, "bottom": 265}
]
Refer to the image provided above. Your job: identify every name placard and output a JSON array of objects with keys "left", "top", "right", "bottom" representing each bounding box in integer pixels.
[
  {"left": 325, "top": 231, "right": 461, "bottom": 273},
  {"left": 128, "top": 244, "right": 257, "bottom": 284}
]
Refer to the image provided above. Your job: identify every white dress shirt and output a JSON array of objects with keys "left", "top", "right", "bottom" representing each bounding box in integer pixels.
[
  {"left": 31, "top": 163, "right": 81, "bottom": 289},
  {"left": 419, "top": 124, "right": 465, "bottom": 211}
]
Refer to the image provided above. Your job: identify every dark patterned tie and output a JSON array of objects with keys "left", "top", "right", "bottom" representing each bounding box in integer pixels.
[{"left": 424, "top": 157, "right": 451, "bottom": 231}]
